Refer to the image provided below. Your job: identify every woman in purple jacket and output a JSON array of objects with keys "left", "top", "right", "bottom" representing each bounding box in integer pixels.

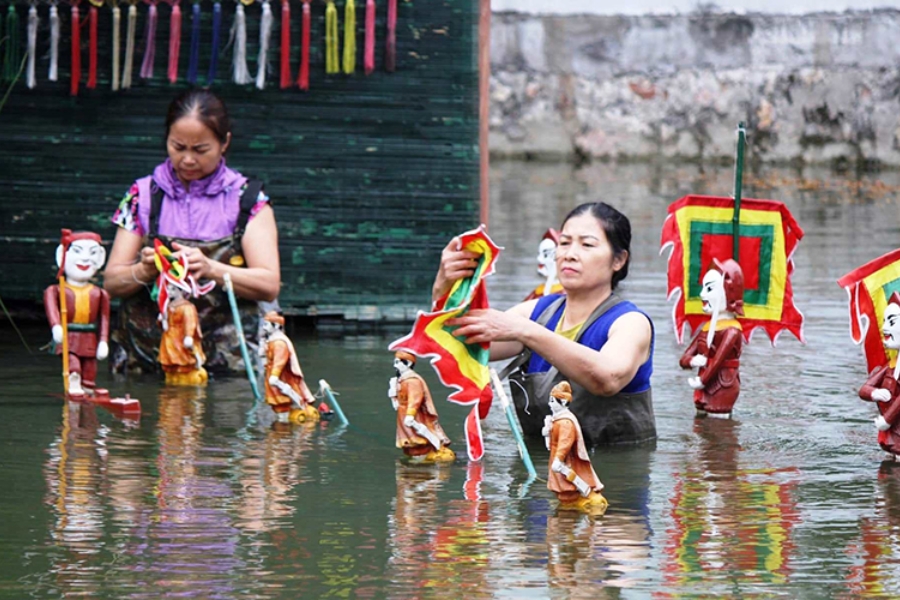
[{"left": 104, "top": 89, "right": 280, "bottom": 375}]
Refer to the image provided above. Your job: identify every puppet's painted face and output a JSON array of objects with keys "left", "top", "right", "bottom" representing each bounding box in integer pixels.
[
  {"left": 262, "top": 319, "right": 280, "bottom": 338},
  {"left": 166, "top": 280, "right": 189, "bottom": 302},
  {"left": 700, "top": 269, "right": 726, "bottom": 315},
  {"left": 393, "top": 357, "right": 411, "bottom": 375},
  {"left": 548, "top": 395, "right": 565, "bottom": 415},
  {"left": 537, "top": 238, "right": 557, "bottom": 277},
  {"left": 61, "top": 240, "right": 106, "bottom": 284},
  {"left": 883, "top": 303, "right": 900, "bottom": 350}
]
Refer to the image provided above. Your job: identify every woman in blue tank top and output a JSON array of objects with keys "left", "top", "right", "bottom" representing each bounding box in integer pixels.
[{"left": 435, "top": 202, "right": 656, "bottom": 447}]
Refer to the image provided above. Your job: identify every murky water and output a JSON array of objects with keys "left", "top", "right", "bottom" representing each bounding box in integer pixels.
[{"left": 4, "top": 160, "right": 900, "bottom": 598}]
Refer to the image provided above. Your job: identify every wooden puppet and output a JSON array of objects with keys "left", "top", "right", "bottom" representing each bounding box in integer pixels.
[{"left": 679, "top": 258, "right": 744, "bottom": 417}]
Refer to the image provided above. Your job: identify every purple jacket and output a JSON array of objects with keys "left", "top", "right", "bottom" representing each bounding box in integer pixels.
[{"left": 133, "top": 159, "right": 250, "bottom": 241}]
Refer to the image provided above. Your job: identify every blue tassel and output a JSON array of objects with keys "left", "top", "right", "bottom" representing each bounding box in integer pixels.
[
  {"left": 187, "top": 2, "right": 201, "bottom": 84},
  {"left": 207, "top": 1, "right": 221, "bottom": 85}
]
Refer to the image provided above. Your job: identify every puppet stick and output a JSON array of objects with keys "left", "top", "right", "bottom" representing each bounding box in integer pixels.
[
  {"left": 318, "top": 379, "right": 349, "bottom": 426},
  {"left": 490, "top": 367, "right": 537, "bottom": 479},
  {"left": 223, "top": 273, "right": 262, "bottom": 401},
  {"left": 59, "top": 276, "right": 70, "bottom": 392}
]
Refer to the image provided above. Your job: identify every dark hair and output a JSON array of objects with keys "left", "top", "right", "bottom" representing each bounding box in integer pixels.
[
  {"left": 560, "top": 202, "right": 631, "bottom": 289},
  {"left": 165, "top": 89, "right": 231, "bottom": 144}
]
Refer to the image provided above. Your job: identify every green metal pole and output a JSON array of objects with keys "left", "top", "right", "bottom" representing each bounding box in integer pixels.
[
  {"left": 732, "top": 122, "right": 746, "bottom": 263},
  {"left": 318, "top": 379, "right": 350, "bottom": 426},
  {"left": 490, "top": 368, "right": 538, "bottom": 480},
  {"left": 223, "top": 273, "right": 262, "bottom": 402}
]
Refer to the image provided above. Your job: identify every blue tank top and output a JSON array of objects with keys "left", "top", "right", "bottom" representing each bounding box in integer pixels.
[{"left": 525, "top": 293, "right": 654, "bottom": 394}]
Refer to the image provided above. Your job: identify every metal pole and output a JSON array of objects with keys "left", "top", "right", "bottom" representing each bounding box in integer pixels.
[
  {"left": 732, "top": 121, "right": 746, "bottom": 263},
  {"left": 318, "top": 379, "right": 349, "bottom": 426},
  {"left": 223, "top": 273, "right": 262, "bottom": 401},
  {"left": 490, "top": 368, "right": 538, "bottom": 479}
]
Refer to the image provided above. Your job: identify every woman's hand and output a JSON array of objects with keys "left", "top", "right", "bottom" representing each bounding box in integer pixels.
[
  {"left": 432, "top": 237, "right": 480, "bottom": 303},
  {"left": 172, "top": 241, "right": 218, "bottom": 282},
  {"left": 446, "top": 308, "right": 528, "bottom": 345}
]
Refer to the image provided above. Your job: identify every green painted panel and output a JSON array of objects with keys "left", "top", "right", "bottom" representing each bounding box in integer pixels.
[{"left": 0, "top": 0, "right": 480, "bottom": 316}]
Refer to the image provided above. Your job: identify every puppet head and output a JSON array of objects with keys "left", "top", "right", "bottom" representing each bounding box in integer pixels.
[
  {"left": 262, "top": 311, "right": 285, "bottom": 337},
  {"left": 883, "top": 292, "right": 900, "bottom": 351},
  {"left": 537, "top": 228, "right": 560, "bottom": 278},
  {"left": 548, "top": 381, "right": 573, "bottom": 415},
  {"left": 700, "top": 258, "right": 744, "bottom": 316},
  {"left": 55, "top": 230, "right": 106, "bottom": 285},
  {"left": 393, "top": 350, "right": 416, "bottom": 375}
]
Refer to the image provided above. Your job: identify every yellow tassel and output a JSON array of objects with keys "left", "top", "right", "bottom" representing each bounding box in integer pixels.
[
  {"left": 325, "top": 0, "right": 340, "bottom": 74},
  {"left": 343, "top": 0, "right": 356, "bottom": 74}
]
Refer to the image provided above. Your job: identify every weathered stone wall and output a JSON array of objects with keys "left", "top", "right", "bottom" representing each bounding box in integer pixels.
[{"left": 490, "top": 10, "right": 900, "bottom": 167}]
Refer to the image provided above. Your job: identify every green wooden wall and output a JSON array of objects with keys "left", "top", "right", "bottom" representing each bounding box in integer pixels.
[{"left": 0, "top": 0, "right": 480, "bottom": 321}]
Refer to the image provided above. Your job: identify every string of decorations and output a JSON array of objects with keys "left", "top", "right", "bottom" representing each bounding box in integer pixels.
[{"left": 1, "top": 0, "right": 398, "bottom": 95}]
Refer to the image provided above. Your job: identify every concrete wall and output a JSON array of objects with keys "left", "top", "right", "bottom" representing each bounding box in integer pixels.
[{"left": 489, "top": 9, "right": 900, "bottom": 167}]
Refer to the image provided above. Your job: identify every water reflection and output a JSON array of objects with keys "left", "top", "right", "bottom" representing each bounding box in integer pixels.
[{"left": 661, "top": 418, "right": 801, "bottom": 594}]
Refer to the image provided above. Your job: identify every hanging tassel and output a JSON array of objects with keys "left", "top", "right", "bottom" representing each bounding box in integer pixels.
[
  {"left": 342, "top": 0, "right": 355, "bottom": 74},
  {"left": 122, "top": 1, "right": 136, "bottom": 87},
  {"left": 232, "top": 2, "right": 251, "bottom": 84},
  {"left": 385, "top": 0, "right": 395, "bottom": 72},
  {"left": 186, "top": 2, "right": 200, "bottom": 83},
  {"left": 297, "top": 0, "right": 309, "bottom": 90},
  {"left": 324, "top": 0, "right": 338, "bottom": 74},
  {"left": 278, "top": 0, "right": 289, "bottom": 88},
  {"left": 207, "top": 0, "right": 221, "bottom": 84},
  {"left": 363, "top": 0, "right": 373, "bottom": 75},
  {"left": 111, "top": 2, "right": 121, "bottom": 90},
  {"left": 5, "top": 5, "right": 21, "bottom": 83},
  {"left": 70, "top": 3, "right": 81, "bottom": 95},
  {"left": 26, "top": 5, "right": 37, "bottom": 88},
  {"left": 49, "top": 3, "right": 60, "bottom": 81},
  {"left": 167, "top": 0, "right": 181, "bottom": 83},
  {"left": 255, "top": 0, "right": 272, "bottom": 89},
  {"left": 87, "top": 3, "right": 98, "bottom": 88},
  {"left": 140, "top": 1, "right": 157, "bottom": 79}
]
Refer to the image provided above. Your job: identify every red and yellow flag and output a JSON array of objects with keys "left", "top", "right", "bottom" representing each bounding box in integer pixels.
[
  {"left": 837, "top": 248, "right": 900, "bottom": 373},
  {"left": 660, "top": 195, "right": 805, "bottom": 345},
  {"left": 389, "top": 226, "right": 501, "bottom": 461}
]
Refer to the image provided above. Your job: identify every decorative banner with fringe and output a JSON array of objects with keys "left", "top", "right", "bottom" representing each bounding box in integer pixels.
[
  {"left": 389, "top": 226, "right": 501, "bottom": 462},
  {"left": 660, "top": 194, "right": 806, "bottom": 345},
  {"left": 837, "top": 248, "right": 900, "bottom": 374}
]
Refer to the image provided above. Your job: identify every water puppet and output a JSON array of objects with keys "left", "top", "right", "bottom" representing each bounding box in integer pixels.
[
  {"left": 389, "top": 350, "right": 454, "bottom": 463},
  {"left": 44, "top": 230, "right": 111, "bottom": 398},
  {"left": 523, "top": 228, "right": 564, "bottom": 301},
  {"left": 542, "top": 381, "right": 607, "bottom": 515},
  {"left": 838, "top": 249, "right": 900, "bottom": 460},
  {"left": 261, "top": 311, "right": 320, "bottom": 425},
  {"left": 678, "top": 258, "right": 744, "bottom": 417}
]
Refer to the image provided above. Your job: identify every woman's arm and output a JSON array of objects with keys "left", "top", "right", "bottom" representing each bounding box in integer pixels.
[
  {"left": 174, "top": 205, "right": 281, "bottom": 302},
  {"left": 451, "top": 308, "right": 652, "bottom": 396},
  {"left": 104, "top": 228, "right": 158, "bottom": 298}
]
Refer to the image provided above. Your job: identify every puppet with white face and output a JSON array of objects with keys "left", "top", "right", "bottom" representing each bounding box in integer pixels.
[
  {"left": 679, "top": 258, "right": 744, "bottom": 417},
  {"left": 44, "top": 230, "right": 110, "bottom": 397},
  {"left": 524, "top": 229, "right": 565, "bottom": 301},
  {"left": 859, "top": 292, "right": 900, "bottom": 458}
]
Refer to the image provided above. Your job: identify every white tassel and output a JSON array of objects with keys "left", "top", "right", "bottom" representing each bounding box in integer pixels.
[
  {"left": 26, "top": 6, "right": 38, "bottom": 88},
  {"left": 255, "top": 0, "right": 272, "bottom": 89},
  {"left": 122, "top": 3, "right": 136, "bottom": 88},
  {"left": 232, "top": 3, "right": 251, "bottom": 84},
  {"left": 49, "top": 4, "right": 59, "bottom": 81},
  {"left": 111, "top": 4, "right": 121, "bottom": 90}
]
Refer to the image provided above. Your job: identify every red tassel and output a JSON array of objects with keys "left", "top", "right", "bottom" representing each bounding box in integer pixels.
[
  {"left": 87, "top": 5, "right": 97, "bottom": 88},
  {"left": 297, "top": 0, "right": 310, "bottom": 90},
  {"left": 71, "top": 4, "right": 81, "bottom": 95},
  {"left": 280, "top": 0, "right": 290, "bottom": 88},
  {"left": 385, "top": 0, "right": 396, "bottom": 72},
  {"left": 168, "top": 1, "right": 181, "bottom": 83},
  {"left": 364, "top": 0, "right": 374, "bottom": 75}
]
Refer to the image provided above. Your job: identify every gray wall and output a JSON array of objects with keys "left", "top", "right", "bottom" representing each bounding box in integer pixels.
[{"left": 490, "top": 9, "right": 900, "bottom": 167}]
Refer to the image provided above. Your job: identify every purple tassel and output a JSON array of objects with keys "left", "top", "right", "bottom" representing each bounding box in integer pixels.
[
  {"left": 140, "top": 2, "right": 158, "bottom": 79},
  {"left": 206, "top": 1, "right": 221, "bottom": 84}
]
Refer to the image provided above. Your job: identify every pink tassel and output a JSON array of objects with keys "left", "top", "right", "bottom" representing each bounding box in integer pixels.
[
  {"left": 385, "top": 0, "right": 395, "bottom": 72},
  {"left": 140, "top": 2, "right": 158, "bottom": 79},
  {"left": 297, "top": 0, "right": 310, "bottom": 90},
  {"left": 364, "top": 0, "right": 374, "bottom": 75},
  {"left": 167, "top": 0, "right": 181, "bottom": 83},
  {"left": 87, "top": 5, "right": 97, "bottom": 88}
]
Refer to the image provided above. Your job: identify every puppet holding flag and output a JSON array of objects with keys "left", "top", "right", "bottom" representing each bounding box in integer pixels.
[
  {"left": 388, "top": 226, "right": 500, "bottom": 462},
  {"left": 838, "top": 249, "right": 900, "bottom": 458},
  {"left": 661, "top": 194, "right": 806, "bottom": 416},
  {"left": 154, "top": 239, "right": 216, "bottom": 385}
]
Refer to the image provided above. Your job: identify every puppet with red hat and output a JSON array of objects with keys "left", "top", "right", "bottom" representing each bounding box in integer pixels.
[
  {"left": 679, "top": 258, "right": 745, "bottom": 417},
  {"left": 523, "top": 228, "right": 565, "bottom": 302},
  {"left": 859, "top": 291, "right": 900, "bottom": 458},
  {"left": 44, "top": 229, "right": 111, "bottom": 397}
]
